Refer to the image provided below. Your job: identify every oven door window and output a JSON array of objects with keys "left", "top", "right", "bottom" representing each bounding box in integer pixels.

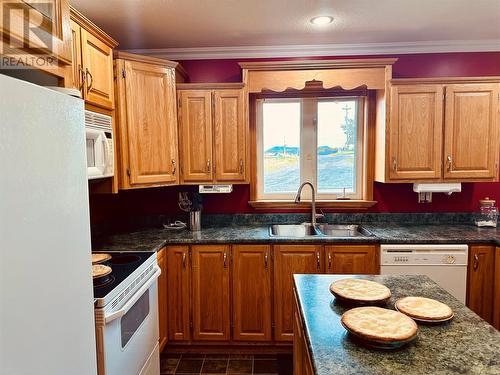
[{"left": 121, "top": 290, "right": 150, "bottom": 348}]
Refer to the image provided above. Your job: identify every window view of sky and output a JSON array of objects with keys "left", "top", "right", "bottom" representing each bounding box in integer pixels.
[{"left": 262, "top": 101, "right": 301, "bottom": 150}]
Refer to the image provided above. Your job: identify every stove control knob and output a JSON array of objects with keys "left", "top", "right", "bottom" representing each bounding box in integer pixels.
[{"left": 445, "top": 255, "right": 456, "bottom": 264}]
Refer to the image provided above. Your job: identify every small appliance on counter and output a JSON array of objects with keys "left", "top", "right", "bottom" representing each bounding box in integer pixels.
[
  {"left": 475, "top": 197, "right": 498, "bottom": 227},
  {"left": 93, "top": 251, "right": 161, "bottom": 375}
]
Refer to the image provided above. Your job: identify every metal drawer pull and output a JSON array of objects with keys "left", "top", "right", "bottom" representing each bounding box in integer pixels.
[
  {"left": 172, "top": 159, "right": 176, "bottom": 175},
  {"left": 182, "top": 252, "right": 186, "bottom": 268},
  {"left": 328, "top": 253, "right": 332, "bottom": 271},
  {"left": 85, "top": 68, "right": 93, "bottom": 92},
  {"left": 239, "top": 159, "right": 244, "bottom": 174},
  {"left": 78, "top": 65, "right": 86, "bottom": 91},
  {"left": 392, "top": 157, "right": 397, "bottom": 172},
  {"left": 447, "top": 155, "right": 453, "bottom": 171},
  {"left": 207, "top": 159, "right": 211, "bottom": 173},
  {"left": 264, "top": 252, "right": 269, "bottom": 269},
  {"left": 316, "top": 251, "right": 320, "bottom": 271},
  {"left": 473, "top": 254, "right": 479, "bottom": 270},
  {"left": 223, "top": 252, "right": 227, "bottom": 268}
]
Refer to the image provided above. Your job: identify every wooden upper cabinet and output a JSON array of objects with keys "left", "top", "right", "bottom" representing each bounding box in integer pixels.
[
  {"left": 214, "top": 89, "right": 247, "bottom": 182},
  {"left": 0, "top": 0, "right": 72, "bottom": 76},
  {"left": 166, "top": 246, "right": 191, "bottom": 341},
  {"left": 80, "top": 28, "right": 114, "bottom": 109},
  {"left": 114, "top": 53, "right": 179, "bottom": 189},
  {"left": 178, "top": 90, "right": 213, "bottom": 183},
  {"left": 274, "top": 245, "right": 322, "bottom": 341},
  {"left": 69, "top": 7, "right": 117, "bottom": 110},
  {"left": 232, "top": 245, "right": 272, "bottom": 341},
  {"left": 444, "top": 84, "right": 499, "bottom": 180},
  {"left": 389, "top": 85, "right": 443, "bottom": 180},
  {"left": 191, "top": 245, "right": 230, "bottom": 341},
  {"left": 325, "top": 245, "right": 378, "bottom": 274},
  {"left": 177, "top": 83, "right": 248, "bottom": 184},
  {"left": 156, "top": 248, "right": 167, "bottom": 351},
  {"left": 467, "top": 245, "right": 494, "bottom": 323}
]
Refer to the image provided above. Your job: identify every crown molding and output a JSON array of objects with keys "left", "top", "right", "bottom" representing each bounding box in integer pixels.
[{"left": 123, "top": 39, "right": 500, "bottom": 61}]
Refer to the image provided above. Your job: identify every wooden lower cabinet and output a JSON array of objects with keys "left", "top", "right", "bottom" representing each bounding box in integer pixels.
[
  {"left": 274, "top": 245, "right": 323, "bottom": 341},
  {"left": 232, "top": 245, "right": 272, "bottom": 341},
  {"left": 191, "top": 245, "right": 231, "bottom": 341},
  {"left": 493, "top": 247, "right": 500, "bottom": 330},
  {"left": 293, "top": 289, "right": 314, "bottom": 375},
  {"left": 166, "top": 246, "right": 191, "bottom": 341},
  {"left": 157, "top": 248, "right": 167, "bottom": 351},
  {"left": 325, "top": 245, "right": 378, "bottom": 274},
  {"left": 467, "top": 245, "right": 495, "bottom": 323}
]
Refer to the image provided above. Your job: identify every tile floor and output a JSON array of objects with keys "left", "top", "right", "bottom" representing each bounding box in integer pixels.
[{"left": 160, "top": 352, "right": 293, "bottom": 375}]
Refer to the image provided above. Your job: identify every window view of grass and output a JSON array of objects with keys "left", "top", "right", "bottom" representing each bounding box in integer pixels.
[{"left": 262, "top": 99, "right": 357, "bottom": 195}]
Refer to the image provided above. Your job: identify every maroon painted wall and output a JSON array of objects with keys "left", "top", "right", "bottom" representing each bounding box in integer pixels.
[{"left": 90, "top": 52, "right": 500, "bottom": 223}]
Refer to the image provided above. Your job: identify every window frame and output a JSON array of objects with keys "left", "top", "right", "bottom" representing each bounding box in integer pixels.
[{"left": 255, "top": 95, "right": 366, "bottom": 202}]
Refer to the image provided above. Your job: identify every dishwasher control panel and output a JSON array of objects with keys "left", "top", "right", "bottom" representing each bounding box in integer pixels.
[{"left": 380, "top": 244, "right": 468, "bottom": 266}]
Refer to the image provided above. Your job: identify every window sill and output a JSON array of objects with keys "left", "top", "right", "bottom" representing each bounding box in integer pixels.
[{"left": 248, "top": 200, "right": 377, "bottom": 209}]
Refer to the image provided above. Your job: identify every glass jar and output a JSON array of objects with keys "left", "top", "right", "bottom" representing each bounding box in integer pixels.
[{"left": 475, "top": 197, "right": 498, "bottom": 228}]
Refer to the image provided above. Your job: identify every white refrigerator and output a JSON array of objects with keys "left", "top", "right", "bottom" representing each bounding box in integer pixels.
[{"left": 0, "top": 74, "right": 97, "bottom": 374}]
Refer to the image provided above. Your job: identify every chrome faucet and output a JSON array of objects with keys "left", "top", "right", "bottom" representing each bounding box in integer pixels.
[{"left": 294, "top": 182, "right": 323, "bottom": 227}]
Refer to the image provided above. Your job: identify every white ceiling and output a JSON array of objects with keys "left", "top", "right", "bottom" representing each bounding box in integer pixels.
[{"left": 71, "top": 0, "right": 500, "bottom": 58}]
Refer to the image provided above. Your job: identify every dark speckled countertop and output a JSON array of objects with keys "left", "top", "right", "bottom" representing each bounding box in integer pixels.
[
  {"left": 92, "top": 224, "right": 500, "bottom": 252},
  {"left": 293, "top": 274, "right": 500, "bottom": 375}
]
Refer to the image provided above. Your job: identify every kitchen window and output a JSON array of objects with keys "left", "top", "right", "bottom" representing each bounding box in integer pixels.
[{"left": 255, "top": 96, "right": 366, "bottom": 202}]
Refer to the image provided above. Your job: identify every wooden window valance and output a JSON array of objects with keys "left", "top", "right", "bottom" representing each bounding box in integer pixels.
[{"left": 239, "top": 58, "right": 398, "bottom": 93}]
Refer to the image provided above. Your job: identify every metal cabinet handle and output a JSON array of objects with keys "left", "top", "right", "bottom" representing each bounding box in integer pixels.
[
  {"left": 328, "top": 253, "right": 332, "bottom": 272},
  {"left": 172, "top": 159, "right": 176, "bottom": 175},
  {"left": 239, "top": 159, "right": 244, "bottom": 175},
  {"left": 447, "top": 155, "right": 453, "bottom": 172},
  {"left": 85, "top": 68, "right": 93, "bottom": 92},
  {"left": 316, "top": 251, "right": 321, "bottom": 271},
  {"left": 207, "top": 159, "right": 211, "bottom": 173},
  {"left": 473, "top": 254, "right": 479, "bottom": 270},
  {"left": 223, "top": 252, "right": 227, "bottom": 268},
  {"left": 392, "top": 157, "right": 397, "bottom": 172},
  {"left": 182, "top": 252, "right": 186, "bottom": 269},
  {"left": 78, "top": 65, "right": 86, "bottom": 91},
  {"left": 264, "top": 252, "right": 269, "bottom": 269}
]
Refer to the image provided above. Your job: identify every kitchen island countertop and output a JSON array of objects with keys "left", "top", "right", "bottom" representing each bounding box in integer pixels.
[{"left": 293, "top": 274, "right": 500, "bottom": 375}]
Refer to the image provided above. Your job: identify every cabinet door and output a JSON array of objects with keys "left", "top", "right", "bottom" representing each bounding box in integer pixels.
[
  {"left": 214, "top": 89, "right": 247, "bottom": 182},
  {"left": 178, "top": 90, "right": 213, "bottom": 183},
  {"left": 192, "top": 245, "right": 230, "bottom": 341},
  {"left": 123, "top": 61, "right": 178, "bottom": 186},
  {"left": 293, "top": 290, "right": 314, "bottom": 375},
  {"left": 232, "top": 245, "right": 272, "bottom": 341},
  {"left": 1, "top": 0, "right": 72, "bottom": 65},
  {"left": 157, "top": 248, "right": 168, "bottom": 351},
  {"left": 274, "top": 245, "right": 322, "bottom": 341},
  {"left": 325, "top": 245, "right": 378, "bottom": 274},
  {"left": 467, "top": 246, "right": 494, "bottom": 323},
  {"left": 389, "top": 85, "right": 443, "bottom": 180},
  {"left": 81, "top": 28, "right": 114, "bottom": 109},
  {"left": 166, "top": 246, "right": 191, "bottom": 341},
  {"left": 444, "top": 84, "right": 499, "bottom": 180},
  {"left": 493, "top": 247, "right": 500, "bottom": 330},
  {"left": 68, "top": 20, "right": 83, "bottom": 92}
]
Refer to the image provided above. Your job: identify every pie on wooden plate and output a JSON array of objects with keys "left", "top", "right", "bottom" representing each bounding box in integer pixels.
[
  {"left": 395, "top": 297, "right": 453, "bottom": 321},
  {"left": 329, "top": 278, "right": 391, "bottom": 303},
  {"left": 92, "top": 264, "right": 112, "bottom": 279},
  {"left": 341, "top": 306, "right": 418, "bottom": 343},
  {"left": 92, "top": 253, "right": 111, "bottom": 264}
]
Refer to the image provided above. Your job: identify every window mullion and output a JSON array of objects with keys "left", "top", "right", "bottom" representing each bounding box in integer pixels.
[{"left": 300, "top": 98, "right": 317, "bottom": 200}]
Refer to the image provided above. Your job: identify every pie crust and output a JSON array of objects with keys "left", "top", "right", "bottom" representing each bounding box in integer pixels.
[
  {"left": 92, "top": 264, "right": 112, "bottom": 278},
  {"left": 330, "top": 278, "right": 391, "bottom": 302},
  {"left": 395, "top": 297, "right": 453, "bottom": 321},
  {"left": 92, "top": 253, "right": 111, "bottom": 264},
  {"left": 341, "top": 306, "right": 418, "bottom": 342}
]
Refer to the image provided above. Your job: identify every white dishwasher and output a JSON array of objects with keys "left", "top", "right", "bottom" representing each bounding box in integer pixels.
[{"left": 380, "top": 244, "right": 468, "bottom": 303}]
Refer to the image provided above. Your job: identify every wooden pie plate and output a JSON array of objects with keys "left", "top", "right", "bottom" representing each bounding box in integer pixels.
[
  {"left": 341, "top": 306, "right": 418, "bottom": 350},
  {"left": 330, "top": 278, "right": 391, "bottom": 305},
  {"left": 92, "top": 264, "right": 112, "bottom": 279},
  {"left": 395, "top": 297, "right": 454, "bottom": 323},
  {"left": 92, "top": 253, "right": 111, "bottom": 264}
]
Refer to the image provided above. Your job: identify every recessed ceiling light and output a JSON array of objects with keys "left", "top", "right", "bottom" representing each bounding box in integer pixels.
[{"left": 310, "top": 16, "right": 334, "bottom": 25}]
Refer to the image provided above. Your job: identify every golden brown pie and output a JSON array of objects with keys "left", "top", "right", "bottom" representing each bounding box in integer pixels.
[
  {"left": 92, "top": 253, "right": 111, "bottom": 264},
  {"left": 395, "top": 297, "right": 453, "bottom": 321},
  {"left": 341, "top": 306, "right": 418, "bottom": 342},
  {"left": 329, "top": 278, "right": 391, "bottom": 303},
  {"left": 92, "top": 264, "right": 112, "bottom": 278}
]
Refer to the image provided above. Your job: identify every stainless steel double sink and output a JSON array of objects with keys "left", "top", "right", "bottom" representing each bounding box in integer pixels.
[{"left": 269, "top": 223, "right": 374, "bottom": 238}]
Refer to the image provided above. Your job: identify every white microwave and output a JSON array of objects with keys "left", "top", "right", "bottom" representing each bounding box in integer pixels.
[{"left": 85, "top": 110, "right": 114, "bottom": 180}]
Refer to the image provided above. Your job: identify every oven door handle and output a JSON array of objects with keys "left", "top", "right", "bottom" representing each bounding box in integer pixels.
[{"left": 104, "top": 267, "right": 161, "bottom": 324}]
